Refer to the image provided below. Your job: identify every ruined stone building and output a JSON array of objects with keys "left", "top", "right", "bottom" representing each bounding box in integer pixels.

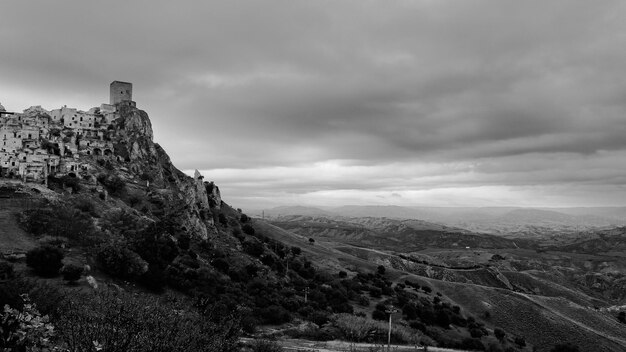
[{"left": 0, "top": 81, "right": 136, "bottom": 182}]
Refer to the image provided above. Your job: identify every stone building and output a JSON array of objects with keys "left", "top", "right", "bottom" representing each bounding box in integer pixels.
[
  {"left": 110, "top": 81, "right": 133, "bottom": 105},
  {"left": 0, "top": 81, "right": 133, "bottom": 181}
]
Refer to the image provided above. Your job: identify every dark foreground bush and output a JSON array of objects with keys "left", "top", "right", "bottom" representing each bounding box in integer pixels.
[
  {"left": 96, "top": 244, "right": 148, "bottom": 279},
  {"left": 56, "top": 290, "right": 241, "bottom": 352},
  {"left": 26, "top": 245, "right": 64, "bottom": 277},
  {"left": 61, "top": 264, "right": 83, "bottom": 283}
]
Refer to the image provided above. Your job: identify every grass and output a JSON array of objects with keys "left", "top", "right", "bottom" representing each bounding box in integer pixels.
[{"left": 0, "top": 199, "right": 38, "bottom": 254}]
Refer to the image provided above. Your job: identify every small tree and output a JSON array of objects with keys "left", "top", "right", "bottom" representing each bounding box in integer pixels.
[
  {"left": 617, "top": 311, "right": 626, "bottom": 324},
  {"left": 97, "top": 244, "right": 148, "bottom": 279},
  {"left": 308, "top": 238, "right": 315, "bottom": 245},
  {"left": 218, "top": 213, "right": 228, "bottom": 227},
  {"left": 26, "top": 245, "right": 64, "bottom": 277},
  {"left": 61, "top": 264, "right": 83, "bottom": 284},
  {"left": 242, "top": 224, "right": 255, "bottom": 236}
]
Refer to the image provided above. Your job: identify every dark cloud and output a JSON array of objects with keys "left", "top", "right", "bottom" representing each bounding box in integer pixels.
[{"left": 2, "top": 1, "right": 626, "bottom": 207}]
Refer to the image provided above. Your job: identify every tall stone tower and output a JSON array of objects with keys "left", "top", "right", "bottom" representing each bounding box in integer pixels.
[{"left": 110, "top": 81, "right": 133, "bottom": 105}]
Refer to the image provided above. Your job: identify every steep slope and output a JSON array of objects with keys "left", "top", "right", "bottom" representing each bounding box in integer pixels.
[{"left": 409, "top": 276, "right": 626, "bottom": 352}]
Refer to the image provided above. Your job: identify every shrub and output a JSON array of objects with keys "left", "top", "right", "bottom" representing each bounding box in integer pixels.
[
  {"left": 469, "top": 328, "right": 484, "bottom": 338},
  {"left": 26, "top": 245, "right": 64, "bottom": 277},
  {"left": 308, "top": 311, "right": 331, "bottom": 326},
  {"left": 96, "top": 244, "right": 148, "bottom": 279},
  {"left": 372, "top": 309, "right": 387, "bottom": 321},
  {"left": 0, "top": 294, "right": 58, "bottom": 351},
  {"left": 218, "top": 213, "right": 228, "bottom": 226},
  {"left": 56, "top": 290, "right": 241, "bottom": 352},
  {"left": 494, "top": 327, "right": 506, "bottom": 341},
  {"left": 61, "top": 264, "right": 83, "bottom": 283},
  {"left": 251, "top": 339, "right": 283, "bottom": 352},
  {"left": 242, "top": 224, "right": 255, "bottom": 236},
  {"left": 257, "top": 305, "right": 292, "bottom": 325},
  {"left": 212, "top": 258, "right": 230, "bottom": 273},
  {"left": 514, "top": 336, "right": 526, "bottom": 347},
  {"left": 550, "top": 343, "right": 580, "bottom": 352},
  {"left": 487, "top": 342, "right": 504, "bottom": 352},
  {"left": 369, "top": 286, "right": 382, "bottom": 298},
  {"left": 377, "top": 265, "right": 386, "bottom": 275},
  {"left": 21, "top": 205, "right": 98, "bottom": 244},
  {"left": 73, "top": 197, "right": 96, "bottom": 215},
  {"left": 101, "top": 174, "right": 125, "bottom": 195},
  {"left": 461, "top": 337, "right": 485, "bottom": 351}
]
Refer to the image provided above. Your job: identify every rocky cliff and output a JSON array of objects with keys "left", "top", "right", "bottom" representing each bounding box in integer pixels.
[{"left": 87, "top": 104, "right": 221, "bottom": 240}]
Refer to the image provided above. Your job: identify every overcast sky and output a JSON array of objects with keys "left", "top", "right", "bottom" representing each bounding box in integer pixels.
[{"left": 2, "top": 1, "right": 626, "bottom": 209}]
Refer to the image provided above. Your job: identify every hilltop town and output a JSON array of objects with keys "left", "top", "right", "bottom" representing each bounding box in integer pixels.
[{"left": 0, "top": 81, "right": 135, "bottom": 182}]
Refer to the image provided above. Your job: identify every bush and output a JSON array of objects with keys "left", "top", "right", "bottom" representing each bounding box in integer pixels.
[
  {"left": 461, "top": 337, "right": 485, "bottom": 351},
  {"left": 57, "top": 290, "right": 241, "bottom": 352},
  {"left": 257, "top": 305, "right": 292, "bottom": 325},
  {"left": 372, "top": 309, "right": 387, "bottom": 321},
  {"left": 469, "top": 327, "right": 484, "bottom": 338},
  {"left": 0, "top": 294, "right": 58, "bottom": 351},
  {"left": 26, "top": 245, "right": 64, "bottom": 277},
  {"left": 21, "top": 205, "right": 98, "bottom": 244},
  {"left": 61, "top": 264, "right": 83, "bottom": 283},
  {"left": 550, "top": 343, "right": 580, "bottom": 352},
  {"left": 218, "top": 213, "right": 228, "bottom": 226},
  {"left": 242, "top": 224, "right": 255, "bottom": 236},
  {"left": 96, "top": 244, "right": 148, "bottom": 279},
  {"left": 251, "top": 339, "right": 283, "bottom": 352},
  {"left": 212, "top": 258, "right": 230, "bottom": 273},
  {"left": 106, "top": 175, "right": 126, "bottom": 194},
  {"left": 494, "top": 327, "right": 506, "bottom": 341}
]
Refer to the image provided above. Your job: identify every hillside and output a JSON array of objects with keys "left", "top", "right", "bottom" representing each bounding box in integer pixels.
[
  {"left": 269, "top": 215, "right": 518, "bottom": 252},
  {"left": 2, "top": 96, "right": 625, "bottom": 352},
  {"left": 265, "top": 205, "right": 626, "bottom": 241}
]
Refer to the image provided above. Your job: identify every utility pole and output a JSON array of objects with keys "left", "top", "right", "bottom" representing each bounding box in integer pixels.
[{"left": 385, "top": 307, "right": 399, "bottom": 351}]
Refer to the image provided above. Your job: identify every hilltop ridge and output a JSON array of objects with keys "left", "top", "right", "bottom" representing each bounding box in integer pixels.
[{"left": 0, "top": 82, "right": 222, "bottom": 239}]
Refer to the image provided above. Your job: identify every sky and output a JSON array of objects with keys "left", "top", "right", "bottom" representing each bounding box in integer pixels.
[{"left": 2, "top": 1, "right": 626, "bottom": 210}]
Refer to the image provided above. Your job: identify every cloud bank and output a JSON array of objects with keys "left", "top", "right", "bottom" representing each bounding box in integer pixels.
[{"left": 2, "top": 1, "right": 626, "bottom": 209}]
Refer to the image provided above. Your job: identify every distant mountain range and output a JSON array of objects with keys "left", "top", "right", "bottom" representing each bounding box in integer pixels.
[{"left": 257, "top": 205, "right": 626, "bottom": 239}]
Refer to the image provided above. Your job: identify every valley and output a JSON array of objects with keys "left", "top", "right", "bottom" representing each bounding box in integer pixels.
[{"left": 261, "top": 211, "right": 626, "bottom": 351}]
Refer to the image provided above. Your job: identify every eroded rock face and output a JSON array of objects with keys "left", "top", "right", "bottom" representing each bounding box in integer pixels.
[{"left": 105, "top": 105, "right": 222, "bottom": 240}]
